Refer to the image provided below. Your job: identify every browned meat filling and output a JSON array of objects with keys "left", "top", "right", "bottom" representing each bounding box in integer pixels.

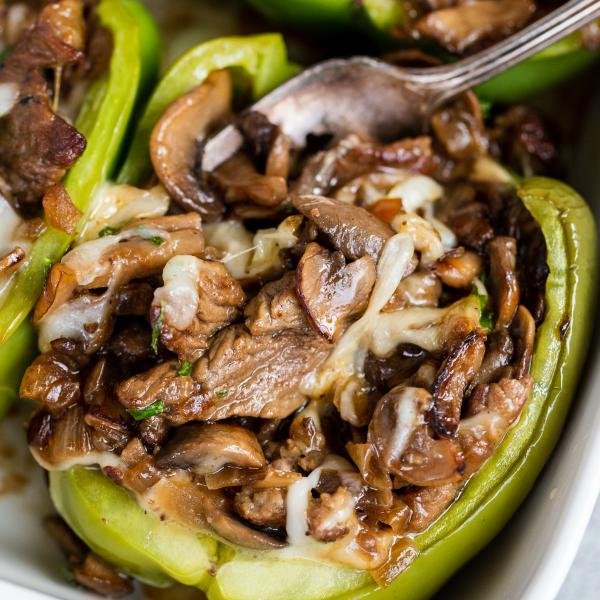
[
  {"left": 400, "top": 1, "right": 599, "bottom": 56},
  {"left": 23, "top": 78, "right": 551, "bottom": 586}
]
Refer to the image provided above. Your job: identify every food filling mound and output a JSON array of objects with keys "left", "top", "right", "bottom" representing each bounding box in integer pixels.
[{"left": 22, "top": 71, "right": 549, "bottom": 589}]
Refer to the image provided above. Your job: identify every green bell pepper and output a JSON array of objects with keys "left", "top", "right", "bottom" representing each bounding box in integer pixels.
[
  {"left": 476, "top": 30, "right": 600, "bottom": 102},
  {"left": 247, "top": 0, "right": 403, "bottom": 36},
  {"left": 0, "top": 0, "right": 160, "bottom": 417},
  {"left": 48, "top": 177, "right": 597, "bottom": 599},
  {"left": 248, "top": 0, "right": 600, "bottom": 102},
  {"left": 117, "top": 33, "right": 297, "bottom": 186}
]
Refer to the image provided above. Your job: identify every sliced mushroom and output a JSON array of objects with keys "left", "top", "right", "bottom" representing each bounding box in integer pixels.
[
  {"left": 430, "top": 92, "right": 487, "bottom": 161},
  {"left": 430, "top": 331, "right": 486, "bottom": 437},
  {"left": 510, "top": 305, "right": 536, "bottom": 379},
  {"left": 72, "top": 553, "right": 133, "bottom": 598},
  {"left": 145, "top": 473, "right": 285, "bottom": 549},
  {"left": 20, "top": 351, "right": 81, "bottom": 414},
  {"left": 0, "top": 245, "right": 25, "bottom": 276},
  {"left": 435, "top": 247, "right": 483, "bottom": 289},
  {"left": 488, "top": 236, "right": 520, "bottom": 329},
  {"left": 150, "top": 70, "right": 232, "bottom": 221},
  {"left": 365, "top": 344, "right": 429, "bottom": 392},
  {"left": 391, "top": 425, "right": 465, "bottom": 486},
  {"left": 292, "top": 195, "right": 394, "bottom": 261},
  {"left": 297, "top": 242, "right": 376, "bottom": 341},
  {"left": 156, "top": 423, "right": 266, "bottom": 475},
  {"left": 472, "top": 329, "right": 514, "bottom": 386},
  {"left": 368, "top": 386, "right": 431, "bottom": 474}
]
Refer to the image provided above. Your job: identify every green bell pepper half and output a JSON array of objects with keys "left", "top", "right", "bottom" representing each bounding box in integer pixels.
[
  {"left": 247, "top": 0, "right": 403, "bottom": 35},
  {"left": 48, "top": 177, "right": 597, "bottom": 599},
  {"left": 248, "top": 1, "right": 599, "bottom": 102},
  {"left": 476, "top": 31, "right": 600, "bottom": 102},
  {"left": 117, "top": 33, "right": 297, "bottom": 186},
  {"left": 0, "top": 0, "right": 160, "bottom": 417}
]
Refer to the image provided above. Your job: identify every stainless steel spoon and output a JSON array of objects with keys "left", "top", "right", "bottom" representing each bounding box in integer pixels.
[{"left": 203, "top": 0, "right": 600, "bottom": 171}]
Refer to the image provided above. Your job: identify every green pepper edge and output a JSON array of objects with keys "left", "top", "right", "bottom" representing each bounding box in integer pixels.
[
  {"left": 117, "top": 33, "right": 297, "bottom": 186},
  {"left": 334, "top": 177, "right": 598, "bottom": 599},
  {"left": 0, "top": 0, "right": 161, "bottom": 416}
]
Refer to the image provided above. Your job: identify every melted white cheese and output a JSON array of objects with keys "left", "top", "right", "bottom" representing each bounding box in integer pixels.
[
  {"left": 78, "top": 183, "right": 170, "bottom": 242},
  {"left": 63, "top": 225, "right": 170, "bottom": 286},
  {"left": 37, "top": 293, "right": 110, "bottom": 352},
  {"left": 153, "top": 255, "right": 203, "bottom": 331},
  {"left": 387, "top": 175, "right": 443, "bottom": 213},
  {"left": 387, "top": 387, "right": 423, "bottom": 464},
  {"left": 0, "top": 82, "right": 19, "bottom": 117},
  {"left": 302, "top": 233, "right": 415, "bottom": 396},
  {"left": 370, "top": 295, "right": 481, "bottom": 356}
]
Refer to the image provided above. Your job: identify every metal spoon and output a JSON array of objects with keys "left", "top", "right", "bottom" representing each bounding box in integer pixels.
[{"left": 203, "top": 0, "right": 600, "bottom": 171}]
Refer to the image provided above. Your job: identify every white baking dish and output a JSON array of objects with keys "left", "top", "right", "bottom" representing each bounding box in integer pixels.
[{"left": 0, "top": 15, "right": 598, "bottom": 600}]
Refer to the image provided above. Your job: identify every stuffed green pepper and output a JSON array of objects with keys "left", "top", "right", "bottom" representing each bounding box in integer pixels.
[
  {"left": 17, "top": 37, "right": 597, "bottom": 600},
  {"left": 0, "top": 0, "right": 160, "bottom": 418},
  {"left": 248, "top": 0, "right": 600, "bottom": 101}
]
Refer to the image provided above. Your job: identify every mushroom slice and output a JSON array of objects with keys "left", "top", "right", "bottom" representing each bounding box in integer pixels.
[
  {"left": 368, "top": 386, "right": 431, "bottom": 474},
  {"left": 150, "top": 70, "right": 232, "bottom": 221},
  {"left": 430, "top": 331, "right": 486, "bottom": 438},
  {"left": 415, "top": 0, "right": 536, "bottom": 55},
  {"left": 145, "top": 473, "right": 285, "bottom": 550},
  {"left": 435, "top": 247, "right": 483, "bottom": 289},
  {"left": 156, "top": 422, "right": 266, "bottom": 475},
  {"left": 292, "top": 195, "right": 394, "bottom": 261},
  {"left": 510, "top": 305, "right": 536, "bottom": 379},
  {"left": 471, "top": 330, "right": 514, "bottom": 386},
  {"left": 488, "top": 236, "right": 520, "bottom": 329},
  {"left": 297, "top": 242, "right": 376, "bottom": 341},
  {"left": 364, "top": 344, "right": 429, "bottom": 392},
  {"left": 391, "top": 425, "right": 465, "bottom": 486}
]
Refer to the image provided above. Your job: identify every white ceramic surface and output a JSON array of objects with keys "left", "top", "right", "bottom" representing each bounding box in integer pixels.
[{"left": 0, "top": 11, "right": 599, "bottom": 600}]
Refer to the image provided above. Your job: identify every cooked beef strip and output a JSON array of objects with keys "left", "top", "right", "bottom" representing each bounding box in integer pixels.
[
  {"left": 244, "top": 272, "right": 308, "bottom": 335},
  {"left": 292, "top": 195, "right": 394, "bottom": 261},
  {"left": 0, "top": 0, "right": 87, "bottom": 207},
  {"left": 117, "top": 325, "right": 331, "bottom": 425}
]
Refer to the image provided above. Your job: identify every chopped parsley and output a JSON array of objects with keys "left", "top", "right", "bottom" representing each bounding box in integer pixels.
[
  {"left": 472, "top": 285, "right": 494, "bottom": 330},
  {"left": 215, "top": 389, "right": 229, "bottom": 398},
  {"left": 127, "top": 400, "right": 165, "bottom": 421},
  {"left": 98, "top": 225, "right": 119, "bottom": 237},
  {"left": 177, "top": 360, "right": 193, "bottom": 376},
  {"left": 151, "top": 304, "right": 165, "bottom": 354},
  {"left": 146, "top": 235, "right": 165, "bottom": 246}
]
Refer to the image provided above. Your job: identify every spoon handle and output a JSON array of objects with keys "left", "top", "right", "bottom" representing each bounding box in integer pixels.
[{"left": 411, "top": 0, "right": 600, "bottom": 105}]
